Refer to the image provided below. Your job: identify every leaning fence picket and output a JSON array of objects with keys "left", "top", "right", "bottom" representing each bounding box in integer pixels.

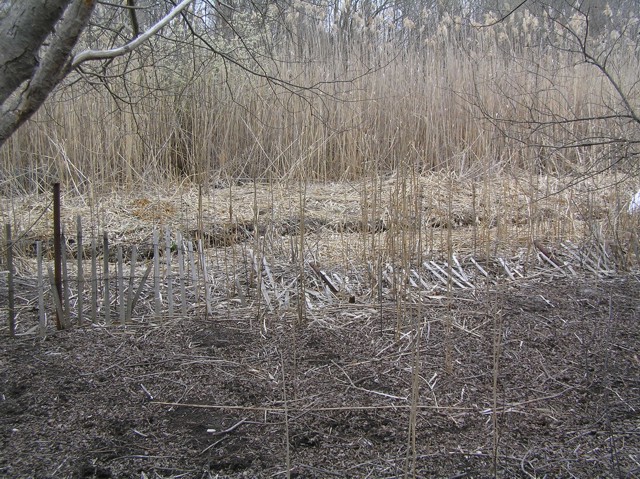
[{"left": 131, "top": 262, "right": 153, "bottom": 315}]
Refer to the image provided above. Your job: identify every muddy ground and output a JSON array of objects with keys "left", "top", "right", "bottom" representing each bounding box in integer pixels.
[{"left": 1, "top": 275, "right": 639, "bottom": 479}]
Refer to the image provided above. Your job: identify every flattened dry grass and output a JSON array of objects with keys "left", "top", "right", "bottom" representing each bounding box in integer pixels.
[{"left": 2, "top": 171, "right": 638, "bottom": 273}]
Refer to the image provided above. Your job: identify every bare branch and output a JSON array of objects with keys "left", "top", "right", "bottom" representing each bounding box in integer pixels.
[
  {"left": 475, "top": 0, "right": 530, "bottom": 28},
  {"left": 127, "top": 0, "right": 140, "bottom": 39},
  {"left": 71, "top": 0, "right": 196, "bottom": 68}
]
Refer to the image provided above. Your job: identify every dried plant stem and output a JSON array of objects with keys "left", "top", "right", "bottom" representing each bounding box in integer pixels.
[
  {"left": 445, "top": 177, "right": 454, "bottom": 375},
  {"left": 491, "top": 293, "right": 503, "bottom": 478},
  {"left": 280, "top": 351, "right": 291, "bottom": 479}
]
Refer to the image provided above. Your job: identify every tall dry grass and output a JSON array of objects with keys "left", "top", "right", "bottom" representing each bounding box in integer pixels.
[{"left": 1, "top": 5, "right": 636, "bottom": 194}]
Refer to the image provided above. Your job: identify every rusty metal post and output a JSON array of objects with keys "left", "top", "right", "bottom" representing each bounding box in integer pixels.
[{"left": 53, "top": 183, "right": 63, "bottom": 329}]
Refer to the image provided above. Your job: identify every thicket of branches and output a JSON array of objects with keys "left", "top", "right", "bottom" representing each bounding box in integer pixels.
[{"left": 0, "top": 0, "right": 638, "bottom": 193}]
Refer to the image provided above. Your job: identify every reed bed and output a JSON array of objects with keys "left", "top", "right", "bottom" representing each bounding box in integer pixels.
[
  {"left": 0, "top": 5, "right": 637, "bottom": 193},
  {"left": 1, "top": 5, "right": 637, "bottom": 264}
]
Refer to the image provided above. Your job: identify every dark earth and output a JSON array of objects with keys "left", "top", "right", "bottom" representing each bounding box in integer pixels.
[{"left": 1, "top": 276, "right": 639, "bottom": 478}]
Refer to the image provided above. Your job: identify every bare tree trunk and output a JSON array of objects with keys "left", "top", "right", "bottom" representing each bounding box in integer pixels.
[
  {"left": 0, "top": 0, "right": 96, "bottom": 147},
  {"left": 0, "top": 0, "right": 71, "bottom": 105}
]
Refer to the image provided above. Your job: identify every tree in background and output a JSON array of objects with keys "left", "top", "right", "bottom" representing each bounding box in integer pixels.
[{"left": 470, "top": 0, "right": 640, "bottom": 176}]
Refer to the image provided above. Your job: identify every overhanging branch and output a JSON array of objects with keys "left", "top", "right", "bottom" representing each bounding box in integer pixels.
[{"left": 71, "top": 0, "right": 196, "bottom": 68}]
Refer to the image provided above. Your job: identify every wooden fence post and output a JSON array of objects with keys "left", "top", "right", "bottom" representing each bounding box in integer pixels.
[
  {"left": 103, "top": 232, "right": 110, "bottom": 325},
  {"left": 177, "top": 232, "right": 187, "bottom": 317},
  {"left": 165, "top": 227, "right": 173, "bottom": 318},
  {"left": 153, "top": 230, "right": 161, "bottom": 318},
  {"left": 188, "top": 240, "right": 197, "bottom": 301},
  {"left": 76, "top": 216, "right": 83, "bottom": 325},
  {"left": 61, "top": 227, "right": 70, "bottom": 322},
  {"left": 198, "top": 239, "right": 212, "bottom": 316},
  {"left": 126, "top": 246, "right": 137, "bottom": 322},
  {"left": 53, "top": 183, "right": 63, "bottom": 329},
  {"left": 90, "top": 239, "right": 97, "bottom": 323},
  {"left": 117, "top": 245, "right": 125, "bottom": 324}
]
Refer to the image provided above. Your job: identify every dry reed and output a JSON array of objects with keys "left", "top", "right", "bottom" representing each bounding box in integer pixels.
[{"left": 1, "top": 6, "right": 636, "bottom": 193}]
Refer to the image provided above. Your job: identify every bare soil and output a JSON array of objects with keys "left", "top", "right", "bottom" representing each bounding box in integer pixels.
[{"left": 1, "top": 275, "right": 639, "bottom": 478}]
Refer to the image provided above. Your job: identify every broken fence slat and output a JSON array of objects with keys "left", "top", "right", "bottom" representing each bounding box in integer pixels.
[
  {"left": 452, "top": 254, "right": 471, "bottom": 283},
  {"left": 423, "top": 261, "right": 449, "bottom": 288},
  {"left": 498, "top": 257, "right": 516, "bottom": 281},
  {"left": 235, "top": 276, "right": 248, "bottom": 307},
  {"left": 262, "top": 256, "right": 275, "bottom": 286},
  {"left": 428, "top": 260, "right": 464, "bottom": 288},
  {"left": 411, "top": 269, "right": 432, "bottom": 290},
  {"left": 536, "top": 250, "right": 567, "bottom": 277},
  {"left": 275, "top": 276, "right": 298, "bottom": 304},
  {"left": 260, "top": 280, "right": 272, "bottom": 311},
  {"left": 444, "top": 261, "right": 474, "bottom": 288},
  {"left": 128, "top": 263, "right": 153, "bottom": 315},
  {"left": 309, "top": 262, "right": 339, "bottom": 294},
  {"left": 469, "top": 256, "right": 490, "bottom": 279},
  {"left": 564, "top": 242, "right": 602, "bottom": 276}
]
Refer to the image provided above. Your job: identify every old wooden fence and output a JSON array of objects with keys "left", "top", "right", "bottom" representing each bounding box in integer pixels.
[{"left": 4, "top": 217, "right": 218, "bottom": 337}]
